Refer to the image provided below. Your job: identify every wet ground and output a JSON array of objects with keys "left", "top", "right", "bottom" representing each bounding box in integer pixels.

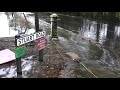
[
  {"left": 1, "top": 12, "right": 120, "bottom": 78},
  {"left": 38, "top": 12, "right": 120, "bottom": 78}
]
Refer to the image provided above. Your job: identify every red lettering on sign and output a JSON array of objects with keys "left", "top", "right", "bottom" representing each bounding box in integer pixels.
[{"left": 37, "top": 37, "right": 47, "bottom": 50}]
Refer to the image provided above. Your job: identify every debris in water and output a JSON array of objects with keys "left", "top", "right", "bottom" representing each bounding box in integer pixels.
[{"left": 65, "top": 52, "right": 80, "bottom": 62}]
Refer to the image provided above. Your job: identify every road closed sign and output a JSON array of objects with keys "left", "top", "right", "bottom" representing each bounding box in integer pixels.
[{"left": 37, "top": 36, "right": 47, "bottom": 50}]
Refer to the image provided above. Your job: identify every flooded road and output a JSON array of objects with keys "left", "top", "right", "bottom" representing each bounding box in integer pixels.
[
  {"left": 1, "top": 12, "right": 120, "bottom": 78},
  {"left": 38, "top": 12, "right": 120, "bottom": 78}
]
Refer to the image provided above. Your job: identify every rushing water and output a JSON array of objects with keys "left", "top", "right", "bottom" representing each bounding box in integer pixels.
[{"left": 38, "top": 12, "right": 120, "bottom": 78}]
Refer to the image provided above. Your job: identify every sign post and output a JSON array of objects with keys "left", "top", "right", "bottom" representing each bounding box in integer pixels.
[
  {"left": 39, "top": 48, "right": 43, "bottom": 62},
  {"left": 37, "top": 30, "right": 44, "bottom": 62},
  {"left": 15, "top": 31, "right": 46, "bottom": 77},
  {"left": 37, "top": 36, "right": 47, "bottom": 61},
  {"left": 35, "top": 12, "right": 44, "bottom": 62},
  {"left": 15, "top": 35, "right": 22, "bottom": 77}
]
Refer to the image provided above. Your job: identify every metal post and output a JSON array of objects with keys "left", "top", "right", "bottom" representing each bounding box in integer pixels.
[
  {"left": 50, "top": 13, "right": 59, "bottom": 39},
  {"left": 35, "top": 12, "right": 43, "bottom": 62},
  {"left": 38, "top": 29, "right": 43, "bottom": 62},
  {"left": 39, "top": 49, "right": 43, "bottom": 62},
  {"left": 15, "top": 35, "right": 22, "bottom": 77}
]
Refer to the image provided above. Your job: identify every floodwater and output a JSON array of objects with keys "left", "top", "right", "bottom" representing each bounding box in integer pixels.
[
  {"left": 38, "top": 12, "right": 120, "bottom": 78},
  {"left": 1, "top": 12, "right": 120, "bottom": 78}
]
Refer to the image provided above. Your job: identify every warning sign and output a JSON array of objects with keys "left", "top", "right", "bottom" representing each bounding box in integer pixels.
[{"left": 37, "top": 37, "right": 47, "bottom": 50}]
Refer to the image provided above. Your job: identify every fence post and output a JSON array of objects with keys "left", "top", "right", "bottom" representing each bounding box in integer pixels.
[
  {"left": 50, "top": 13, "right": 59, "bottom": 39},
  {"left": 15, "top": 35, "right": 22, "bottom": 77}
]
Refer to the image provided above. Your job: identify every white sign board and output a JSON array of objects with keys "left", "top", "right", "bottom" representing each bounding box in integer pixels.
[
  {"left": 17, "top": 31, "right": 46, "bottom": 46},
  {"left": 0, "top": 49, "right": 15, "bottom": 65}
]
